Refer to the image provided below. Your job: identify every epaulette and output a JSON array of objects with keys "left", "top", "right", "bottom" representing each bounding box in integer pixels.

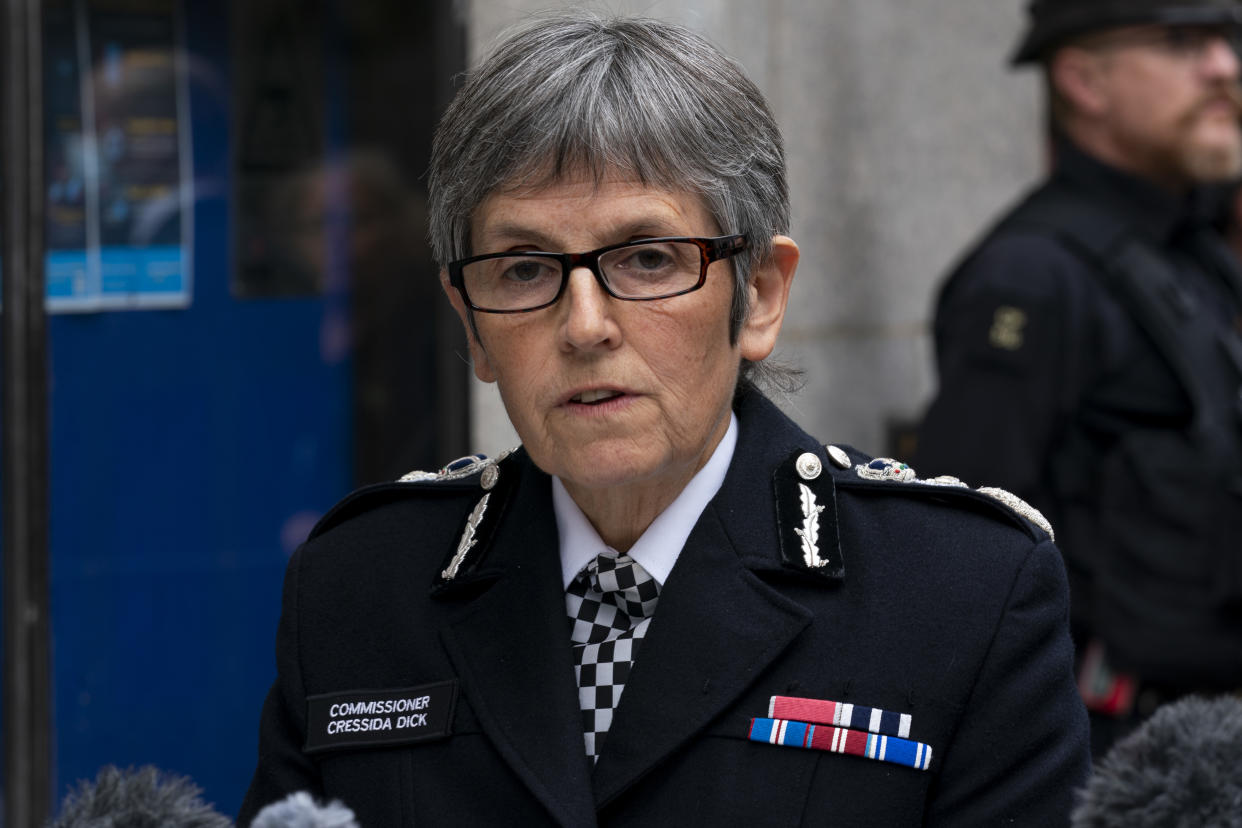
[
  {"left": 829, "top": 447, "right": 1055, "bottom": 542},
  {"left": 772, "top": 444, "right": 1052, "bottom": 586},
  {"left": 307, "top": 451, "right": 521, "bottom": 569}
]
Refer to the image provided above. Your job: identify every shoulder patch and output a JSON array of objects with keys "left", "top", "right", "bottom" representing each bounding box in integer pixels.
[
  {"left": 399, "top": 450, "right": 516, "bottom": 488},
  {"left": 840, "top": 454, "right": 1055, "bottom": 541},
  {"left": 307, "top": 448, "right": 521, "bottom": 544},
  {"left": 855, "top": 457, "right": 918, "bottom": 483},
  {"left": 855, "top": 457, "right": 970, "bottom": 490}
]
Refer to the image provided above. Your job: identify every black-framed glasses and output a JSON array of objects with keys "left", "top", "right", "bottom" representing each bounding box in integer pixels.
[{"left": 447, "top": 234, "right": 748, "bottom": 314}]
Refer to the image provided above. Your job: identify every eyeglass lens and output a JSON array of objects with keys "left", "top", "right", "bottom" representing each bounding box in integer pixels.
[{"left": 461, "top": 240, "right": 706, "bottom": 311}]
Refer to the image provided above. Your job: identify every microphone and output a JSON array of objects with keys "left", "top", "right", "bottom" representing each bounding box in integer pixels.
[
  {"left": 1071, "top": 694, "right": 1242, "bottom": 827},
  {"left": 50, "top": 764, "right": 231, "bottom": 827},
  {"left": 249, "top": 792, "right": 359, "bottom": 828}
]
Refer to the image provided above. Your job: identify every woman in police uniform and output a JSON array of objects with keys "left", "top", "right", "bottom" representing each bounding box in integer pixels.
[{"left": 240, "top": 14, "right": 1090, "bottom": 826}]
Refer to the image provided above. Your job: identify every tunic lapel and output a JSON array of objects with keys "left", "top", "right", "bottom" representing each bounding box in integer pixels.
[
  {"left": 590, "top": 392, "right": 835, "bottom": 808},
  {"left": 439, "top": 465, "right": 597, "bottom": 828},
  {"left": 438, "top": 394, "right": 836, "bottom": 819},
  {"left": 590, "top": 505, "right": 814, "bottom": 808}
]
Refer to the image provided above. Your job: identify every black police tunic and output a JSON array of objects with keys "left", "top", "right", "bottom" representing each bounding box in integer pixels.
[
  {"left": 240, "top": 391, "right": 1089, "bottom": 827},
  {"left": 916, "top": 135, "right": 1242, "bottom": 691}
]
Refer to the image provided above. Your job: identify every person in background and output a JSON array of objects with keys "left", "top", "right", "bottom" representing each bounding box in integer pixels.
[
  {"left": 241, "top": 13, "right": 1088, "bottom": 825},
  {"left": 916, "top": 0, "right": 1242, "bottom": 756}
]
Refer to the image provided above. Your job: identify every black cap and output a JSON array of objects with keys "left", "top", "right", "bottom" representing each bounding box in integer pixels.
[{"left": 1011, "top": 0, "right": 1242, "bottom": 65}]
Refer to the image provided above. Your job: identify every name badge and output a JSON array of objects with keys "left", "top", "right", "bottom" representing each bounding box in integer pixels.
[{"left": 304, "top": 680, "right": 458, "bottom": 755}]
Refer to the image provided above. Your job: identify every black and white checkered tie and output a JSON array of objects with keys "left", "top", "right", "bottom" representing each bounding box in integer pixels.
[{"left": 566, "top": 552, "right": 661, "bottom": 760}]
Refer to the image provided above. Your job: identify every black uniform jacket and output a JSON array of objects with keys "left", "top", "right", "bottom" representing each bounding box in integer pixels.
[
  {"left": 914, "top": 136, "right": 1242, "bottom": 679},
  {"left": 916, "top": 134, "right": 1240, "bottom": 556},
  {"left": 240, "top": 391, "right": 1090, "bottom": 826}
]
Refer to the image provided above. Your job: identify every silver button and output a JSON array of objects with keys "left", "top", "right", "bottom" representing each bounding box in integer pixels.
[
  {"left": 826, "top": 445, "right": 851, "bottom": 469},
  {"left": 480, "top": 464, "right": 499, "bottom": 491},
  {"left": 795, "top": 452, "right": 822, "bottom": 481}
]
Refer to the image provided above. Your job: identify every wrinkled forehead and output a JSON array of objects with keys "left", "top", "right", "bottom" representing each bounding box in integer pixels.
[{"left": 469, "top": 164, "right": 719, "bottom": 247}]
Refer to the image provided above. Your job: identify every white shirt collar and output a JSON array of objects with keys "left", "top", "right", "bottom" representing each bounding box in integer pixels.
[{"left": 553, "top": 412, "right": 738, "bottom": 589}]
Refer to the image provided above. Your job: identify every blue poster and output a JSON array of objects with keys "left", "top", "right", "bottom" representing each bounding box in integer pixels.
[
  {"left": 42, "top": 0, "right": 192, "bottom": 313},
  {"left": 90, "top": 0, "right": 192, "bottom": 309}
]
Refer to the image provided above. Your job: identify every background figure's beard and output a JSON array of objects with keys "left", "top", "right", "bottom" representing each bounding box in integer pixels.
[
  {"left": 1178, "top": 125, "right": 1242, "bottom": 181},
  {"left": 1178, "top": 84, "right": 1242, "bottom": 182}
]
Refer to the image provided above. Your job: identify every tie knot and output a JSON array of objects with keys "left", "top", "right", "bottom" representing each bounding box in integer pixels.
[{"left": 587, "top": 552, "right": 660, "bottom": 620}]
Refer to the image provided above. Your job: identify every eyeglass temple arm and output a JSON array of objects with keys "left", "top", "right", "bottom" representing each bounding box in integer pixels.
[{"left": 710, "top": 234, "right": 748, "bottom": 260}]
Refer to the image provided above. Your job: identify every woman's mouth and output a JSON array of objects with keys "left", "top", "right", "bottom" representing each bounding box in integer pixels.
[{"left": 571, "top": 389, "right": 625, "bottom": 405}]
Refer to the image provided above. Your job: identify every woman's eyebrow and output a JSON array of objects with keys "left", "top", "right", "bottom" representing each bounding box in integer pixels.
[
  {"left": 476, "top": 223, "right": 560, "bottom": 251},
  {"left": 479, "top": 217, "right": 690, "bottom": 252}
]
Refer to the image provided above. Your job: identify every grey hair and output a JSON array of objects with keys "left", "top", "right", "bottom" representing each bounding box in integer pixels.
[{"left": 428, "top": 12, "right": 798, "bottom": 392}]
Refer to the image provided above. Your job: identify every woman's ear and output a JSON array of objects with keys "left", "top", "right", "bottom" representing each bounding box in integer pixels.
[
  {"left": 440, "top": 270, "right": 496, "bottom": 382},
  {"left": 738, "top": 235, "right": 799, "bottom": 362}
]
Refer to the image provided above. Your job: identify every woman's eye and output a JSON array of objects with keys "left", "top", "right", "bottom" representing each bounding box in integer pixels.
[
  {"left": 504, "top": 260, "right": 554, "bottom": 282},
  {"left": 633, "top": 249, "right": 671, "bottom": 269}
]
